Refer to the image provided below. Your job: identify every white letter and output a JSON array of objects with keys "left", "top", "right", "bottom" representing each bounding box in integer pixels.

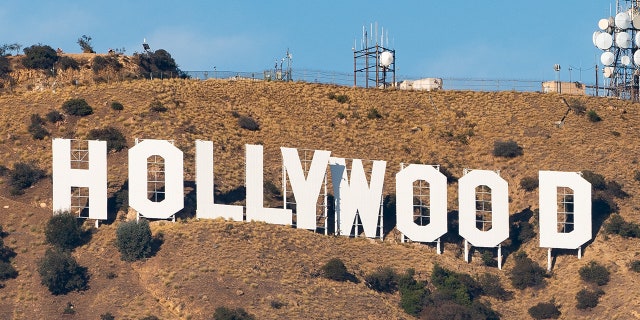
[
  {"left": 52, "top": 138, "right": 107, "bottom": 220},
  {"left": 458, "top": 170, "right": 509, "bottom": 247},
  {"left": 539, "top": 171, "right": 591, "bottom": 249},
  {"left": 281, "top": 147, "right": 331, "bottom": 230},
  {"left": 329, "top": 157, "right": 386, "bottom": 238},
  {"left": 396, "top": 164, "right": 447, "bottom": 242},
  {"left": 246, "top": 144, "right": 292, "bottom": 225},
  {"left": 195, "top": 140, "right": 243, "bottom": 221},
  {"left": 129, "top": 139, "right": 184, "bottom": 219}
]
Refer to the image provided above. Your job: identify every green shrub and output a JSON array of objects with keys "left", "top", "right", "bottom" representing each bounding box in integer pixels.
[
  {"left": 367, "top": 107, "right": 382, "bottom": 119},
  {"left": 480, "top": 250, "right": 497, "bottom": 267},
  {"left": 37, "top": 248, "right": 89, "bottom": 295},
  {"left": 116, "top": 219, "right": 153, "bottom": 262},
  {"left": 337, "top": 112, "right": 346, "bottom": 119},
  {"left": 134, "top": 49, "right": 184, "bottom": 77},
  {"left": 528, "top": 301, "right": 561, "bottom": 319},
  {"left": 92, "top": 55, "right": 122, "bottom": 73},
  {"left": 57, "top": 56, "right": 79, "bottom": 70},
  {"left": 579, "top": 261, "right": 610, "bottom": 286},
  {"left": 493, "top": 140, "right": 523, "bottom": 158},
  {"left": 238, "top": 115, "right": 260, "bottom": 131},
  {"left": 398, "top": 269, "right": 427, "bottom": 316},
  {"left": 630, "top": 260, "right": 640, "bottom": 272},
  {"left": 28, "top": 121, "right": 49, "bottom": 140},
  {"left": 508, "top": 251, "right": 546, "bottom": 289},
  {"left": 431, "top": 264, "right": 481, "bottom": 306},
  {"left": 9, "top": 162, "right": 45, "bottom": 195},
  {"left": 22, "top": 44, "right": 58, "bottom": 70},
  {"left": 576, "top": 288, "right": 604, "bottom": 309},
  {"left": 568, "top": 98, "right": 586, "bottom": 115},
  {"left": 62, "top": 98, "right": 93, "bottom": 116},
  {"left": 587, "top": 109, "right": 602, "bottom": 122},
  {"left": 213, "top": 306, "right": 256, "bottom": 320},
  {"left": 86, "top": 127, "right": 127, "bottom": 152},
  {"left": 149, "top": 100, "right": 167, "bottom": 112},
  {"left": 46, "top": 110, "right": 64, "bottom": 123},
  {"left": 0, "top": 261, "right": 17, "bottom": 280},
  {"left": 321, "top": 258, "right": 355, "bottom": 282},
  {"left": 100, "top": 312, "right": 115, "bottom": 320},
  {"left": 45, "top": 212, "right": 84, "bottom": 250},
  {"left": 110, "top": 101, "right": 124, "bottom": 111},
  {"left": 519, "top": 176, "right": 539, "bottom": 192},
  {"left": 0, "top": 56, "right": 10, "bottom": 77},
  {"left": 335, "top": 94, "right": 349, "bottom": 103},
  {"left": 364, "top": 266, "right": 398, "bottom": 293}
]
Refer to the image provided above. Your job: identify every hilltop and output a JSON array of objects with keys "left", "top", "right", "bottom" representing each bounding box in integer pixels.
[{"left": 0, "top": 73, "right": 639, "bottom": 319}]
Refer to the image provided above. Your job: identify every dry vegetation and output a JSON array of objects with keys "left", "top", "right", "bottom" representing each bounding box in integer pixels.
[{"left": 0, "top": 72, "right": 639, "bottom": 319}]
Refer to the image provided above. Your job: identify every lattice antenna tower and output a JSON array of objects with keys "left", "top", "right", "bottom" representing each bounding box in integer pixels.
[
  {"left": 353, "top": 23, "right": 396, "bottom": 88},
  {"left": 593, "top": 0, "right": 640, "bottom": 100}
]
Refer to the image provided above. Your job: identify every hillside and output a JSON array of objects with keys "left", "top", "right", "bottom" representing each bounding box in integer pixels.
[{"left": 0, "top": 77, "right": 639, "bottom": 319}]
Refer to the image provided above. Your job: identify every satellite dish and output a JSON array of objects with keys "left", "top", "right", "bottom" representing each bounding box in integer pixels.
[
  {"left": 622, "top": 55, "right": 632, "bottom": 66},
  {"left": 635, "top": 33, "right": 640, "bottom": 47},
  {"left": 616, "top": 32, "right": 632, "bottom": 48},
  {"left": 615, "top": 11, "right": 631, "bottom": 29},
  {"left": 596, "top": 32, "right": 613, "bottom": 50},
  {"left": 380, "top": 51, "right": 393, "bottom": 67},
  {"left": 604, "top": 66, "right": 614, "bottom": 78},
  {"left": 633, "top": 13, "right": 640, "bottom": 29},
  {"left": 634, "top": 50, "right": 640, "bottom": 65},
  {"left": 593, "top": 31, "right": 603, "bottom": 46},
  {"left": 598, "top": 18, "right": 610, "bottom": 30},
  {"left": 601, "top": 51, "right": 615, "bottom": 66}
]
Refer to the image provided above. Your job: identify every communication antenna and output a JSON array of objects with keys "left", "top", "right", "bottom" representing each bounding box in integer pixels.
[
  {"left": 592, "top": 0, "right": 640, "bottom": 100},
  {"left": 353, "top": 23, "right": 396, "bottom": 88},
  {"left": 142, "top": 38, "right": 151, "bottom": 52}
]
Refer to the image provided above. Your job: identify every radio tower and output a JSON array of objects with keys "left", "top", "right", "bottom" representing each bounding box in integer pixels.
[{"left": 593, "top": 0, "right": 640, "bottom": 100}]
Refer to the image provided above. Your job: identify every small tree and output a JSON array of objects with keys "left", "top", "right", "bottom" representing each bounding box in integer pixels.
[
  {"left": 519, "top": 176, "right": 539, "bottom": 192},
  {"left": 116, "top": 219, "right": 153, "bottom": 262},
  {"left": 86, "top": 127, "right": 127, "bottom": 152},
  {"left": 321, "top": 258, "right": 355, "bottom": 282},
  {"left": 528, "top": 300, "right": 561, "bottom": 319},
  {"left": 238, "top": 115, "right": 260, "bottom": 131},
  {"left": 22, "top": 44, "right": 58, "bottom": 70},
  {"left": 9, "top": 162, "right": 45, "bottom": 195},
  {"left": 62, "top": 98, "right": 93, "bottom": 116},
  {"left": 493, "top": 140, "right": 523, "bottom": 158},
  {"left": 508, "top": 251, "right": 546, "bottom": 289},
  {"left": 213, "top": 306, "right": 256, "bottom": 320},
  {"left": 576, "top": 288, "right": 604, "bottom": 309},
  {"left": 37, "top": 248, "right": 89, "bottom": 295},
  {"left": 45, "top": 212, "right": 84, "bottom": 250},
  {"left": 365, "top": 266, "right": 399, "bottom": 293},
  {"left": 77, "top": 35, "right": 95, "bottom": 53}
]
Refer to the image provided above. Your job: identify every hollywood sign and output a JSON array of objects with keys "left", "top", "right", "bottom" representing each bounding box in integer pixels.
[{"left": 51, "top": 138, "right": 592, "bottom": 252}]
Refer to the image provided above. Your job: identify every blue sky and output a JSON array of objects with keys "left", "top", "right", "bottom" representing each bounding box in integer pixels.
[{"left": 0, "top": 1, "right": 614, "bottom": 82}]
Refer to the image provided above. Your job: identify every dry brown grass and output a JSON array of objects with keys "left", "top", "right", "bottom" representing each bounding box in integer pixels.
[{"left": 0, "top": 78, "right": 639, "bottom": 318}]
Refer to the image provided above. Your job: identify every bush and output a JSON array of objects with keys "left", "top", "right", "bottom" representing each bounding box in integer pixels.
[
  {"left": 100, "top": 312, "right": 115, "bottom": 320},
  {"left": 520, "top": 176, "right": 539, "bottom": 192},
  {"left": 576, "top": 288, "right": 604, "bottom": 309},
  {"left": 398, "top": 269, "right": 427, "bottom": 316},
  {"left": 213, "top": 306, "right": 255, "bottom": 320},
  {"left": 367, "top": 107, "right": 382, "bottom": 119},
  {"left": 86, "top": 127, "right": 127, "bottom": 152},
  {"left": 477, "top": 273, "right": 512, "bottom": 300},
  {"left": 22, "top": 44, "right": 58, "bottom": 70},
  {"left": 62, "top": 98, "right": 93, "bottom": 116},
  {"left": 92, "top": 55, "right": 122, "bottom": 73},
  {"left": 587, "top": 109, "right": 602, "bottom": 122},
  {"left": 0, "top": 261, "right": 17, "bottom": 280},
  {"left": 116, "top": 219, "right": 153, "bottom": 262},
  {"left": 581, "top": 170, "right": 606, "bottom": 190},
  {"left": 630, "top": 260, "right": 640, "bottom": 272},
  {"left": 493, "top": 140, "right": 523, "bottom": 158},
  {"left": 508, "top": 251, "right": 546, "bottom": 289},
  {"left": 431, "top": 264, "right": 481, "bottom": 306},
  {"left": 149, "top": 100, "right": 167, "bottom": 112},
  {"left": 528, "top": 301, "right": 561, "bottom": 319},
  {"left": 579, "top": 261, "right": 610, "bottom": 286},
  {"left": 604, "top": 214, "right": 640, "bottom": 238},
  {"left": 46, "top": 110, "right": 64, "bottom": 123},
  {"left": 9, "top": 162, "right": 45, "bottom": 195},
  {"left": 57, "top": 56, "right": 79, "bottom": 70},
  {"left": 110, "top": 101, "right": 124, "bottom": 111},
  {"left": 134, "top": 49, "right": 183, "bottom": 77},
  {"left": 480, "top": 250, "right": 497, "bottom": 267},
  {"left": 321, "top": 258, "right": 355, "bottom": 282},
  {"left": 365, "top": 266, "right": 399, "bottom": 293},
  {"left": 238, "top": 115, "right": 260, "bottom": 131},
  {"left": 45, "top": 212, "right": 84, "bottom": 250},
  {"left": 0, "top": 55, "right": 10, "bottom": 77},
  {"left": 328, "top": 93, "right": 349, "bottom": 103},
  {"left": 37, "top": 248, "right": 89, "bottom": 295},
  {"left": 28, "top": 120, "right": 49, "bottom": 140}
]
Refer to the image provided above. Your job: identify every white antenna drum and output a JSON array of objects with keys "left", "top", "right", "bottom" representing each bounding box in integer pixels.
[
  {"left": 601, "top": 51, "right": 615, "bottom": 65},
  {"left": 622, "top": 55, "right": 632, "bottom": 66},
  {"left": 598, "top": 18, "right": 610, "bottom": 30},
  {"left": 616, "top": 32, "right": 632, "bottom": 48},
  {"left": 380, "top": 51, "right": 393, "bottom": 67},
  {"left": 603, "top": 66, "right": 614, "bottom": 78},
  {"left": 593, "top": 31, "right": 603, "bottom": 46},
  {"left": 615, "top": 11, "right": 632, "bottom": 29},
  {"left": 595, "top": 32, "right": 613, "bottom": 50},
  {"left": 634, "top": 49, "right": 640, "bottom": 65}
]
